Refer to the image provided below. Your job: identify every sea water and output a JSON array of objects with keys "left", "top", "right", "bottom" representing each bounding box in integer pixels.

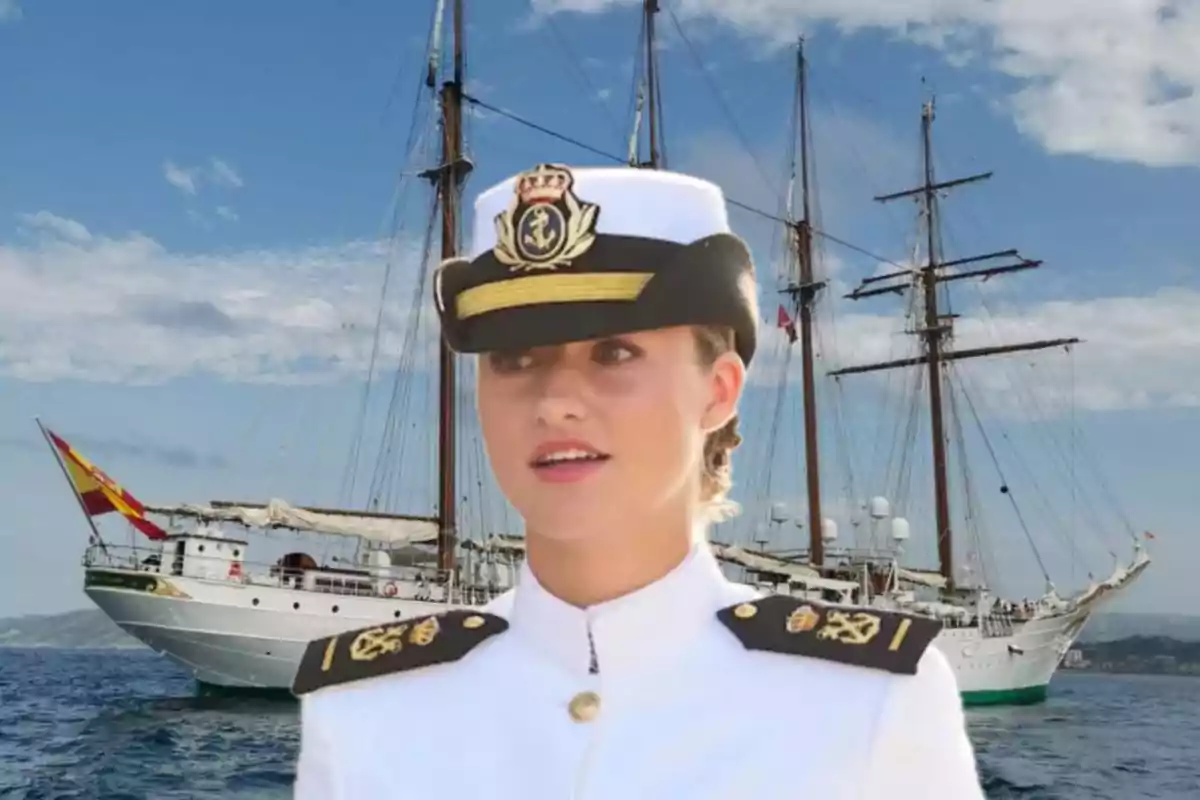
[{"left": 0, "top": 648, "right": 1196, "bottom": 798}]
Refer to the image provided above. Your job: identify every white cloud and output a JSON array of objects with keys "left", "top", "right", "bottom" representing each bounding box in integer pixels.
[
  {"left": 215, "top": 206, "right": 239, "bottom": 222},
  {"left": 2, "top": 211, "right": 1194, "bottom": 415},
  {"left": 0, "top": 0, "right": 21, "bottom": 23},
  {"left": 210, "top": 158, "right": 244, "bottom": 189},
  {"left": 532, "top": 0, "right": 1200, "bottom": 167},
  {"left": 752, "top": 283, "right": 1200, "bottom": 416},
  {"left": 0, "top": 212, "right": 437, "bottom": 384},
  {"left": 946, "top": 288, "right": 1200, "bottom": 412},
  {"left": 163, "top": 157, "right": 245, "bottom": 195},
  {"left": 17, "top": 211, "right": 91, "bottom": 244},
  {"left": 163, "top": 161, "right": 198, "bottom": 195}
]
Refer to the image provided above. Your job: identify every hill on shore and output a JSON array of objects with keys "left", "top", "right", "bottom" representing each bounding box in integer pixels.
[
  {"left": 1076, "top": 611, "right": 1200, "bottom": 643},
  {"left": 0, "top": 608, "right": 141, "bottom": 649}
]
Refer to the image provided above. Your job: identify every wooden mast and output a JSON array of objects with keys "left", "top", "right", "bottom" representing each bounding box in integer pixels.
[
  {"left": 631, "top": 0, "right": 663, "bottom": 169},
  {"left": 432, "top": 0, "right": 471, "bottom": 577},
  {"left": 787, "top": 38, "right": 826, "bottom": 566},
  {"left": 917, "top": 98, "right": 953, "bottom": 588},
  {"left": 831, "top": 96, "right": 1079, "bottom": 590},
  {"left": 643, "top": 0, "right": 661, "bottom": 169}
]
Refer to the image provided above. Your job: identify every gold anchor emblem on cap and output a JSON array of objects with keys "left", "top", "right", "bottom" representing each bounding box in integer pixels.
[{"left": 492, "top": 163, "right": 599, "bottom": 272}]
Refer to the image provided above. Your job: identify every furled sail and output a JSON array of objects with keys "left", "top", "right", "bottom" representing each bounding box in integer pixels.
[
  {"left": 709, "top": 544, "right": 860, "bottom": 592},
  {"left": 145, "top": 498, "right": 438, "bottom": 545}
]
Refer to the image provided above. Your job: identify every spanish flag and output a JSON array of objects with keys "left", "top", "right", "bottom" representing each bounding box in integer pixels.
[
  {"left": 46, "top": 429, "right": 168, "bottom": 541},
  {"left": 776, "top": 304, "right": 798, "bottom": 344}
]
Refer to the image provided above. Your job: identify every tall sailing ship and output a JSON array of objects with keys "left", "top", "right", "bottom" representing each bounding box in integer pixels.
[
  {"left": 732, "top": 44, "right": 1149, "bottom": 705},
  {"left": 49, "top": 0, "right": 1148, "bottom": 701}
]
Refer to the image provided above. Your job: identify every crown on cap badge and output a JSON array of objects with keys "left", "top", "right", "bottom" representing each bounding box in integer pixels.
[{"left": 493, "top": 163, "right": 599, "bottom": 271}]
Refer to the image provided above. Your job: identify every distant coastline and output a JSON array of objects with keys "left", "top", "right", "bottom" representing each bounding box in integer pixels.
[
  {"left": 0, "top": 609, "right": 142, "bottom": 650},
  {"left": 1062, "top": 636, "right": 1200, "bottom": 678}
]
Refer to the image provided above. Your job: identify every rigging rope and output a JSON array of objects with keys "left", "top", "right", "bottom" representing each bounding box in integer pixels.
[
  {"left": 945, "top": 363, "right": 996, "bottom": 589},
  {"left": 367, "top": 190, "right": 440, "bottom": 511},
  {"left": 459, "top": 93, "right": 906, "bottom": 271},
  {"left": 933, "top": 153, "right": 1138, "bottom": 549},
  {"left": 956, "top": 356, "right": 1110, "bottom": 563},
  {"left": 957, "top": 271, "right": 1124, "bottom": 553},
  {"left": 747, "top": 338, "right": 793, "bottom": 545},
  {"left": 951, "top": 366, "right": 1053, "bottom": 585},
  {"left": 662, "top": 3, "right": 778, "bottom": 197},
  {"left": 537, "top": 3, "right": 627, "bottom": 150},
  {"left": 462, "top": 94, "right": 625, "bottom": 163},
  {"left": 340, "top": 6, "right": 445, "bottom": 509}
]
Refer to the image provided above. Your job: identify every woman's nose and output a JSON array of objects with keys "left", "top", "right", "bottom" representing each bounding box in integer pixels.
[{"left": 533, "top": 367, "right": 589, "bottom": 425}]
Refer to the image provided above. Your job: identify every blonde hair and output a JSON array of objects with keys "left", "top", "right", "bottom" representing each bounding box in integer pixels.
[{"left": 692, "top": 325, "right": 743, "bottom": 522}]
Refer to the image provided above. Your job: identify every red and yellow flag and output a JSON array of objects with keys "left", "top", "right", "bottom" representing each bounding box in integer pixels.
[{"left": 46, "top": 429, "right": 167, "bottom": 541}]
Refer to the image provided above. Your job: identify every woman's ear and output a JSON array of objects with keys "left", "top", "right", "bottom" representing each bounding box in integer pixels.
[{"left": 701, "top": 351, "right": 745, "bottom": 434}]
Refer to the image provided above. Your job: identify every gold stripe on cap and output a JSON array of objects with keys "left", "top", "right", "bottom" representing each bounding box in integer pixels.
[{"left": 456, "top": 272, "right": 653, "bottom": 320}]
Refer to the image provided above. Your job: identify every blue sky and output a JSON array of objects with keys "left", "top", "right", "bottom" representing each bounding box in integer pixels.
[{"left": 0, "top": 0, "right": 1196, "bottom": 618}]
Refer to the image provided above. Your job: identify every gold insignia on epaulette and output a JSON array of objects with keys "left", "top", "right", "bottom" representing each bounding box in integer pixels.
[
  {"left": 734, "top": 603, "right": 757, "bottom": 619},
  {"left": 348, "top": 615, "right": 441, "bottom": 662},
  {"left": 816, "top": 610, "right": 881, "bottom": 645},
  {"left": 292, "top": 610, "right": 510, "bottom": 695},
  {"left": 409, "top": 615, "right": 441, "bottom": 645},
  {"left": 888, "top": 618, "right": 913, "bottom": 651},
  {"left": 715, "top": 596, "right": 940, "bottom": 675},
  {"left": 785, "top": 604, "right": 819, "bottom": 633},
  {"left": 320, "top": 635, "right": 339, "bottom": 672},
  {"left": 493, "top": 163, "right": 599, "bottom": 272}
]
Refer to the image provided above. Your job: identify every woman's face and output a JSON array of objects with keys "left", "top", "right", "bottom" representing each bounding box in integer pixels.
[{"left": 476, "top": 326, "right": 743, "bottom": 543}]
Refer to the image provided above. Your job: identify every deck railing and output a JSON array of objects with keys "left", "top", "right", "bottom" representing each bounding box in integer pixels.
[{"left": 82, "top": 542, "right": 516, "bottom": 603}]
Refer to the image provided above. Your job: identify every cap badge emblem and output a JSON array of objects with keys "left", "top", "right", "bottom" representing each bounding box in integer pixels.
[{"left": 493, "top": 163, "right": 600, "bottom": 271}]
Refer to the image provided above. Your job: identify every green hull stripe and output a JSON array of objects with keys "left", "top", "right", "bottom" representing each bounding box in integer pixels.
[
  {"left": 961, "top": 684, "right": 1048, "bottom": 707},
  {"left": 85, "top": 569, "right": 160, "bottom": 593},
  {"left": 195, "top": 680, "right": 297, "bottom": 702}
]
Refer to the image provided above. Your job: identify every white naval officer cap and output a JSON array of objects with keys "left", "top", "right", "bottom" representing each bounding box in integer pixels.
[
  {"left": 434, "top": 163, "right": 760, "bottom": 365},
  {"left": 467, "top": 165, "right": 734, "bottom": 258}
]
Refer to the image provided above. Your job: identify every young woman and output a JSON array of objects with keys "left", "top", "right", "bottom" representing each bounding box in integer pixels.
[{"left": 292, "top": 164, "right": 985, "bottom": 799}]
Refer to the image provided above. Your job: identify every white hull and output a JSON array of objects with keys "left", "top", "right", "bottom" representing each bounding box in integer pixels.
[
  {"left": 86, "top": 567, "right": 1085, "bottom": 700},
  {"left": 86, "top": 570, "right": 452, "bottom": 689},
  {"left": 932, "top": 608, "right": 1090, "bottom": 704},
  {"left": 85, "top": 544, "right": 1148, "bottom": 701},
  {"left": 930, "top": 549, "right": 1150, "bottom": 704}
]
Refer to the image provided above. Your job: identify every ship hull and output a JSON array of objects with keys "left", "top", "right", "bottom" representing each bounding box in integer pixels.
[
  {"left": 933, "top": 607, "right": 1091, "bottom": 707},
  {"left": 84, "top": 560, "right": 1132, "bottom": 703},
  {"left": 84, "top": 567, "right": 450, "bottom": 690}
]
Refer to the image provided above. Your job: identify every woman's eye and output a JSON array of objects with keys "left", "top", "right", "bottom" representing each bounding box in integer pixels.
[
  {"left": 488, "top": 351, "right": 536, "bottom": 373},
  {"left": 593, "top": 339, "right": 640, "bottom": 365}
]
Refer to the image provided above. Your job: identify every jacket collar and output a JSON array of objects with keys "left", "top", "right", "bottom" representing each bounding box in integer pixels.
[{"left": 508, "top": 539, "right": 729, "bottom": 680}]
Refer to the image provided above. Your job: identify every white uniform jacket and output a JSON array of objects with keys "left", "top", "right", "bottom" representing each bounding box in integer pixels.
[{"left": 293, "top": 543, "right": 985, "bottom": 799}]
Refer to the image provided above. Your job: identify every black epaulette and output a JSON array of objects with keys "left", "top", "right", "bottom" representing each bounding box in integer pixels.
[
  {"left": 291, "top": 610, "right": 508, "bottom": 696},
  {"left": 716, "top": 594, "right": 941, "bottom": 675}
]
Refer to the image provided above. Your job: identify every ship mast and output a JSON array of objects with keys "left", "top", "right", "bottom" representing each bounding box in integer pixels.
[
  {"left": 630, "top": 0, "right": 664, "bottom": 169},
  {"left": 633, "top": 20, "right": 823, "bottom": 563},
  {"left": 831, "top": 97, "right": 1078, "bottom": 590},
  {"left": 785, "top": 38, "right": 826, "bottom": 567},
  {"left": 427, "top": 0, "right": 472, "bottom": 578}
]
